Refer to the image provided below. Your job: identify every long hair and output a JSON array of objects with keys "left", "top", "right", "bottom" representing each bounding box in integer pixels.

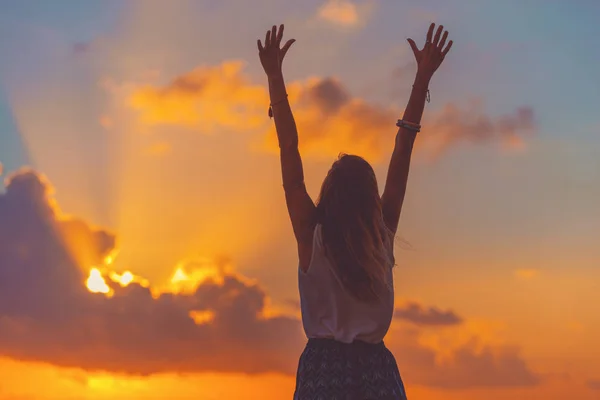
[{"left": 316, "top": 153, "right": 394, "bottom": 303}]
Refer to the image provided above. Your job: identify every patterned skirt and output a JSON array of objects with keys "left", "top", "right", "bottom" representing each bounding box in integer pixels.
[{"left": 293, "top": 338, "right": 408, "bottom": 400}]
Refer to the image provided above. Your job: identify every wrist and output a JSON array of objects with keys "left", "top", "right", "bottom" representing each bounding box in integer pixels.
[
  {"left": 414, "top": 71, "right": 431, "bottom": 88},
  {"left": 268, "top": 72, "right": 284, "bottom": 82}
]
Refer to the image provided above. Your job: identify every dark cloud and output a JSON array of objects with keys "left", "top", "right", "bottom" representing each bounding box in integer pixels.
[
  {"left": 163, "top": 74, "right": 208, "bottom": 95},
  {"left": 299, "top": 78, "right": 350, "bottom": 114},
  {"left": 0, "top": 169, "right": 303, "bottom": 376},
  {"left": 394, "top": 302, "right": 463, "bottom": 326},
  {"left": 278, "top": 77, "right": 537, "bottom": 160},
  {"left": 390, "top": 329, "right": 540, "bottom": 389},
  {"left": 421, "top": 102, "right": 536, "bottom": 158},
  {"left": 0, "top": 169, "right": 540, "bottom": 388},
  {"left": 587, "top": 380, "right": 600, "bottom": 390}
]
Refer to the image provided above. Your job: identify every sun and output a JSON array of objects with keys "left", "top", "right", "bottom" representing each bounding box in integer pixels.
[{"left": 86, "top": 268, "right": 111, "bottom": 294}]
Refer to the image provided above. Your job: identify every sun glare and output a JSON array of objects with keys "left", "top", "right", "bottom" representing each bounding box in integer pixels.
[
  {"left": 168, "top": 259, "right": 223, "bottom": 294},
  {"left": 84, "top": 254, "right": 224, "bottom": 299},
  {"left": 109, "top": 270, "right": 135, "bottom": 287},
  {"left": 171, "top": 267, "right": 189, "bottom": 284},
  {"left": 119, "top": 271, "right": 134, "bottom": 285},
  {"left": 86, "top": 268, "right": 111, "bottom": 294}
]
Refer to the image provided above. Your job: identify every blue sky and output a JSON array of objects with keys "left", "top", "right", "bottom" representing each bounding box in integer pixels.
[
  {"left": 1, "top": 0, "right": 599, "bottom": 167},
  {"left": 0, "top": 0, "right": 598, "bottom": 284}
]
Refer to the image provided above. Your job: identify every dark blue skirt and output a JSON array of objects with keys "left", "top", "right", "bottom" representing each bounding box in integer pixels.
[{"left": 293, "top": 338, "right": 408, "bottom": 400}]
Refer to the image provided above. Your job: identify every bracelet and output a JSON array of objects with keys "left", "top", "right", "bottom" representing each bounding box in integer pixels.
[
  {"left": 396, "top": 119, "right": 421, "bottom": 133},
  {"left": 412, "top": 85, "right": 431, "bottom": 103},
  {"left": 268, "top": 94, "right": 289, "bottom": 118}
]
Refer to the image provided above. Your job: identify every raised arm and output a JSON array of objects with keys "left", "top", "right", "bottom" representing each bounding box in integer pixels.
[
  {"left": 258, "top": 25, "right": 317, "bottom": 250},
  {"left": 381, "top": 23, "right": 453, "bottom": 233}
]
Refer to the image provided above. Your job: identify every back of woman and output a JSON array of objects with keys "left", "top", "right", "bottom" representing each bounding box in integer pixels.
[
  {"left": 296, "top": 221, "right": 401, "bottom": 398},
  {"left": 257, "top": 22, "right": 453, "bottom": 400},
  {"left": 298, "top": 222, "right": 395, "bottom": 344}
]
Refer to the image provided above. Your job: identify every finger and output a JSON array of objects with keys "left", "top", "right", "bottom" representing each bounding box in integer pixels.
[
  {"left": 271, "top": 25, "right": 277, "bottom": 47},
  {"left": 438, "top": 30, "right": 448, "bottom": 49},
  {"left": 281, "top": 38, "right": 296, "bottom": 59},
  {"left": 433, "top": 25, "right": 443, "bottom": 45},
  {"left": 407, "top": 38, "right": 419, "bottom": 56},
  {"left": 276, "top": 24, "right": 284, "bottom": 46},
  {"left": 257, "top": 39, "right": 264, "bottom": 52},
  {"left": 441, "top": 40, "right": 453, "bottom": 59},
  {"left": 426, "top": 23, "right": 435, "bottom": 43},
  {"left": 265, "top": 30, "right": 271, "bottom": 47}
]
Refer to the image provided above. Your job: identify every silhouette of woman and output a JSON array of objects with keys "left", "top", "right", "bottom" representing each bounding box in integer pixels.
[{"left": 258, "top": 23, "right": 453, "bottom": 400}]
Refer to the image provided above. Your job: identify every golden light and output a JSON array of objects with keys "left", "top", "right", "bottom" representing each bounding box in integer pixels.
[
  {"left": 103, "top": 249, "right": 119, "bottom": 266},
  {"left": 170, "top": 267, "right": 189, "bottom": 284},
  {"left": 119, "top": 271, "right": 134, "bottom": 286},
  {"left": 86, "top": 268, "right": 111, "bottom": 294},
  {"left": 86, "top": 373, "right": 148, "bottom": 394},
  {"left": 89, "top": 249, "right": 150, "bottom": 292},
  {"left": 87, "top": 376, "right": 116, "bottom": 391},
  {"left": 189, "top": 310, "right": 215, "bottom": 325},
  {"left": 109, "top": 270, "right": 135, "bottom": 287},
  {"left": 167, "top": 258, "right": 224, "bottom": 294}
]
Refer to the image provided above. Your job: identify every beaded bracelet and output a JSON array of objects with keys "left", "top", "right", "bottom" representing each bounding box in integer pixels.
[{"left": 396, "top": 119, "right": 421, "bottom": 133}]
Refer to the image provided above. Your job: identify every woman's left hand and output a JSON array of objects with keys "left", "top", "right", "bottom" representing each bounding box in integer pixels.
[{"left": 407, "top": 23, "right": 453, "bottom": 81}]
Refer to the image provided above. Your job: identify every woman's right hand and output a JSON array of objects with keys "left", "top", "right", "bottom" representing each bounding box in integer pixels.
[{"left": 257, "top": 24, "right": 296, "bottom": 78}]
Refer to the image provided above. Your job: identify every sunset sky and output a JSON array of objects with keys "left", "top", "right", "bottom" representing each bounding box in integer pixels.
[{"left": 0, "top": 0, "right": 599, "bottom": 399}]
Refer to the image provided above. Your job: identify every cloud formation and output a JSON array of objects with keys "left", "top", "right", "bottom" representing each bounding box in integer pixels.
[
  {"left": 317, "top": 0, "right": 361, "bottom": 27},
  {"left": 587, "top": 380, "right": 600, "bottom": 390},
  {"left": 0, "top": 169, "right": 302, "bottom": 376},
  {"left": 0, "top": 169, "right": 540, "bottom": 388},
  {"left": 391, "top": 330, "right": 540, "bottom": 389},
  {"left": 129, "top": 61, "right": 268, "bottom": 132},
  {"left": 394, "top": 302, "right": 463, "bottom": 326},
  {"left": 127, "top": 61, "right": 536, "bottom": 162},
  {"left": 420, "top": 101, "right": 536, "bottom": 158}
]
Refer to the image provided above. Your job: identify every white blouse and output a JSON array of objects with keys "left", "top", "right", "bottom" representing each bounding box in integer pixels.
[{"left": 298, "top": 224, "right": 395, "bottom": 344}]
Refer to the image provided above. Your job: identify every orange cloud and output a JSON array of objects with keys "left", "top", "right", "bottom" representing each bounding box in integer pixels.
[
  {"left": 317, "top": 0, "right": 360, "bottom": 27},
  {"left": 389, "top": 330, "right": 540, "bottom": 389},
  {"left": 129, "top": 61, "right": 268, "bottom": 132},
  {"left": 127, "top": 62, "right": 536, "bottom": 163},
  {"left": 394, "top": 302, "right": 463, "bottom": 326},
  {"left": 0, "top": 169, "right": 540, "bottom": 389},
  {"left": 265, "top": 78, "right": 536, "bottom": 161}
]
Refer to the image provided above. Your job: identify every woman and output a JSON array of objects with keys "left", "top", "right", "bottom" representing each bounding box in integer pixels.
[{"left": 258, "top": 23, "right": 453, "bottom": 400}]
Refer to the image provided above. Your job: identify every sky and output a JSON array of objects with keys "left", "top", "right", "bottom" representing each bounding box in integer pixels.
[{"left": 0, "top": 0, "right": 599, "bottom": 399}]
